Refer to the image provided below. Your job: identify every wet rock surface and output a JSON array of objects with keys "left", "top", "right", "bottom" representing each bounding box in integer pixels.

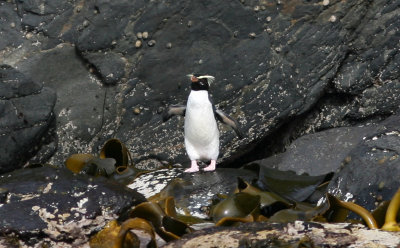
[
  {"left": 128, "top": 168, "right": 258, "bottom": 218},
  {"left": 0, "top": 166, "right": 146, "bottom": 247}
]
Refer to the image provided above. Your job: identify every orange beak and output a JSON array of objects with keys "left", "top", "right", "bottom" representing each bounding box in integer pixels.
[{"left": 191, "top": 75, "right": 199, "bottom": 83}]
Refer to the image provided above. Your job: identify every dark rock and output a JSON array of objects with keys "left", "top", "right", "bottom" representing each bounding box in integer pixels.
[
  {"left": 0, "top": 0, "right": 398, "bottom": 179},
  {"left": 0, "top": 188, "right": 8, "bottom": 204},
  {"left": 0, "top": 0, "right": 399, "bottom": 246},
  {"left": 0, "top": 65, "right": 56, "bottom": 174},
  {"left": 131, "top": 0, "right": 267, "bottom": 101},
  {"left": 17, "top": 0, "right": 74, "bottom": 32},
  {"left": 15, "top": 44, "right": 112, "bottom": 165},
  {"left": 0, "top": 65, "right": 42, "bottom": 98},
  {"left": 0, "top": 3, "right": 23, "bottom": 50},
  {"left": 111, "top": 0, "right": 270, "bottom": 165},
  {"left": 39, "top": 3, "right": 85, "bottom": 45},
  {"left": 333, "top": 0, "right": 400, "bottom": 96},
  {"left": 328, "top": 114, "right": 400, "bottom": 212},
  {"left": 350, "top": 80, "right": 400, "bottom": 119},
  {"left": 76, "top": 0, "right": 145, "bottom": 51},
  {"left": 249, "top": 126, "right": 377, "bottom": 176},
  {"left": 127, "top": 168, "right": 258, "bottom": 219},
  {"left": 0, "top": 166, "right": 146, "bottom": 247},
  {"left": 114, "top": 0, "right": 361, "bottom": 167},
  {"left": 83, "top": 51, "right": 126, "bottom": 85}
]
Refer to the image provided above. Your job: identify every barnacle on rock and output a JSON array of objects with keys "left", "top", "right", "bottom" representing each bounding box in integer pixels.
[{"left": 135, "top": 40, "right": 142, "bottom": 48}]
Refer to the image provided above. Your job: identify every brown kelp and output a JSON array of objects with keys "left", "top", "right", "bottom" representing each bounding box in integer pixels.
[
  {"left": 65, "top": 139, "right": 143, "bottom": 182},
  {"left": 129, "top": 201, "right": 193, "bottom": 241},
  {"left": 83, "top": 155, "right": 399, "bottom": 247},
  {"left": 210, "top": 192, "right": 261, "bottom": 226},
  {"left": 381, "top": 188, "right": 400, "bottom": 231},
  {"left": 90, "top": 220, "right": 139, "bottom": 248},
  {"left": 88, "top": 175, "right": 399, "bottom": 248},
  {"left": 323, "top": 193, "right": 378, "bottom": 229}
]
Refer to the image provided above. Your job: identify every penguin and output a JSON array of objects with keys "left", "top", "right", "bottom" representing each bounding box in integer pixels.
[{"left": 163, "top": 74, "right": 244, "bottom": 173}]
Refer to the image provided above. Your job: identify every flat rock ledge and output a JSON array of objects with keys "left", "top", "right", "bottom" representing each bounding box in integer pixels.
[{"left": 164, "top": 221, "right": 400, "bottom": 248}]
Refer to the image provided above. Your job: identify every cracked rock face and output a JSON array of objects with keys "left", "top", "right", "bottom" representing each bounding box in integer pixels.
[
  {"left": 0, "top": 166, "right": 146, "bottom": 247},
  {"left": 0, "top": 65, "right": 56, "bottom": 174},
  {"left": 0, "top": 1, "right": 399, "bottom": 174}
]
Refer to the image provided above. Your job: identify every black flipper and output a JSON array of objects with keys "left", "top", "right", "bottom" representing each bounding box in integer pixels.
[
  {"left": 214, "top": 109, "right": 245, "bottom": 139},
  {"left": 162, "top": 105, "right": 186, "bottom": 122}
]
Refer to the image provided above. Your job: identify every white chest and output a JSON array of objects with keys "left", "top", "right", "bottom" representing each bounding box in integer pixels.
[{"left": 184, "top": 91, "right": 219, "bottom": 140}]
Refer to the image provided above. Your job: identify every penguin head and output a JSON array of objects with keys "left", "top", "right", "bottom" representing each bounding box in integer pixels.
[{"left": 187, "top": 74, "right": 215, "bottom": 91}]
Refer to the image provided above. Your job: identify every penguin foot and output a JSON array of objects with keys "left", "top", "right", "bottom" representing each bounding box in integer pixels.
[
  {"left": 185, "top": 160, "right": 199, "bottom": 173},
  {"left": 203, "top": 160, "right": 216, "bottom": 172}
]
